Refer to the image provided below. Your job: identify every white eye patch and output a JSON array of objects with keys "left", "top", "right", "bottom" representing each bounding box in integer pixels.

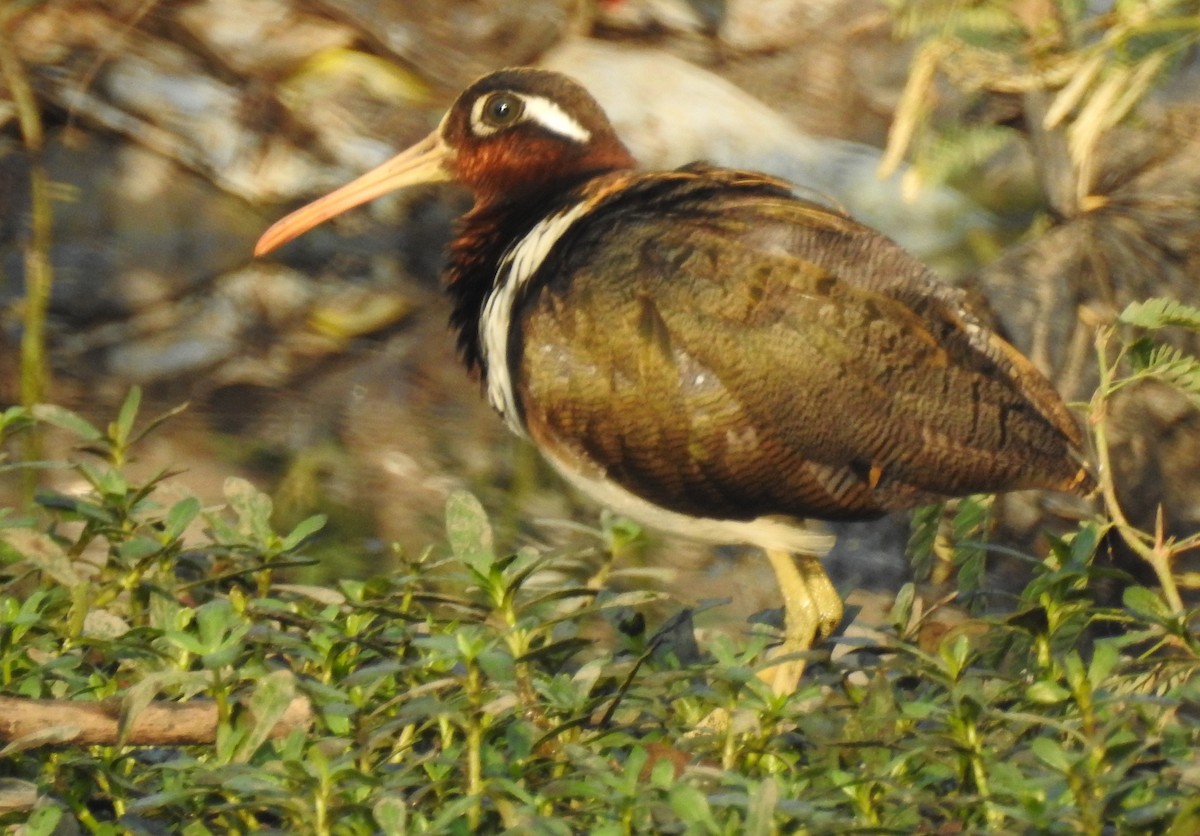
[{"left": 469, "top": 93, "right": 592, "bottom": 143}]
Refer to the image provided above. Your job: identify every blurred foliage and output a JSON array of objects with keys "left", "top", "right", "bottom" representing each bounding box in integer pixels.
[
  {"left": 883, "top": 0, "right": 1200, "bottom": 205},
  {"left": 0, "top": 7, "right": 54, "bottom": 418},
  {"left": 1087, "top": 299, "right": 1200, "bottom": 613},
  {"left": 0, "top": 360, "right": 1197, "bottom": 833}
]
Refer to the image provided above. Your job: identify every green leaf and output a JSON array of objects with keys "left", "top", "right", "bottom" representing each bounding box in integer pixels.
[
  {"left": 1133, "top": 344, "right": 1200, "bottom": 408},
  {"left": 1128, "top": 336, "right": 1157, "bottom": 369},
  {"left": 31, "top": 403, "right": 103, "bottom": 441},
  {"left": 1123, "top": 585, "right": 1172, "bottom": 623},
  {"left": 0, "top": 527, "right": 83, "bottom": 587},
  {"left": 601, "top": 511, "right": 644, "bottom": 556},
  {"left": 453, "top": 624, "right": 489, "bottom": 663},
  {"left": 130, "top": 400, "right": 191, "bottom": 446},
  {"left": 280, "top": 513, "right": 327, "bottom": 551},
  {"left": 195, "top": 600, "right": 234, "bottom": 647},
  {"left": 888, "top": 582, "right": 917, "bottom": 633},
  {"left": 648, "top": 757, "right": 675, "bottom": 789},
  {"left": 79, "top": 461, "right": 127, "bottom": 498},
  {"left": 940, "top": 634, "right": 972, "bottom": 679},
  {"left": 906, "top": 503, "right": 942, "bottom": 582},
  {"left": 163, "top": 496, "right": 202, "bottom": 541},
  {"left": 1068, "top": 522, "right": 1102, "bottom": 565},
  {"left": 17, "top": 803, "right": 63, "bottom": 836},
  {"left": 1, "top": 725, "right": 82, "bottom": 755},
  {"left": 1087, "top": 640, "right": 1120, "bottom": 687},
  {"left": 1119, "top": 298, "right": 1200, "bottom": 331},
  {"left": 900, "top": 700, "right": 939, "bottom": 719},
  {"left": 120, "top": 671, "right": 208, "bottom": 746},
  {"left": 224, "top": 477, "right": 275, "bottom": 546},
  {"left": 745, "top": 776, "right": 779, "bottom": 836},
  {"left": 1166, "top": 796, "right": 1200, "bottom": 836},
  {"left": 1062, "top": 652, "right": 1087, "bottom": 692},
  {"left": 373, "top": 796, "right": 408, "bottom": 835},
  {"left": 234, "top": 670, "right": 298, "bottom": 763},
  {"left": 916, "top": 121, "right": 1017, "bottom": 186},
  {"left": 952, "top": 495, "right": 992, "bottom": 605},
  {"left": 165, "top": 600, "right": 249, "bottom": 668},
  {"left": 34, "top": 489, "right": 113, "bottom": 524},
  {"left": 445, "top": 490, "right": 494, "bottom": 575},
  {"left": 163, "top": 630, "right": 209, "bottom": 656},
  {"left": 669, "top": 783, "right": 718, "bottom": 833},
  {"left": 117, "top": 535, "right": 163, "bottom": 564},
  {"left": 111, "top": 386, "right": 142, "bottom": 447},
  {"left": 1027, "top": 680, "right": 1071, "bottom": 704},
  {"left": 1031, "top": 737, "right": 1074, "bottom": 774}
]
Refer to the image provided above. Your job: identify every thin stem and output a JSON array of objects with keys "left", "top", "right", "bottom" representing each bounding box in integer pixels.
[
  {"left": 0, "top": 20, "right": 53, "bottom": 408},
  {"left": 1091, "top": 328, "right": 1185, "bottom": 613},
  {"left": 465, "top": 661, "right": 484, "bottom": 830}
]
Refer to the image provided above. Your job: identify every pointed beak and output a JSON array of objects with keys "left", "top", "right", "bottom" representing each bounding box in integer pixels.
[{"left": 254, "top": 131, "right": 453, "bottom": 257}]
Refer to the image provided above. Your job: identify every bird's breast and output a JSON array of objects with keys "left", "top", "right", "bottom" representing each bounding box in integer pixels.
[{"left": 479, "top": 201, "right": 593, "bottom": 436}]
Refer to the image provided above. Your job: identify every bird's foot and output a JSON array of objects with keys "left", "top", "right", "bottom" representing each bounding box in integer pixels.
[{"left": 759, "top": 550, "right": 844, "bottom": 696}]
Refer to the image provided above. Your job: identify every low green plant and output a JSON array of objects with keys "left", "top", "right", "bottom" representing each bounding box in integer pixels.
[{"left": 0, "top": 311, "right": 1198, "bottom": 833}]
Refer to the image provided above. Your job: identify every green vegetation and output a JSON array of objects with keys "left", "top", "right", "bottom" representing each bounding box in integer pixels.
[
  {"left": 884, "top": 0, "right": 1200, "bottom": 205},
  {"left": 1, "top": 302, "right": 1198, "bottom": 834},
  {"left": 2, "top": 1, "right": 1198, "bottom": 831}
]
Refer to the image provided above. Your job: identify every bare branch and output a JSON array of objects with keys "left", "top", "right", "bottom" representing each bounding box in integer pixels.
[{"left": 0, "top": 696, "right": 312, "bottom": 750}]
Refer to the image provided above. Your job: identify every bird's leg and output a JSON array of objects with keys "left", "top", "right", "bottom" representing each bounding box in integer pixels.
[
  {"left": 759, "top": 549, "right": 844, "bottom": 695},
  {"left": 691, "top": 550, "right": 843, "bottom": 737}
]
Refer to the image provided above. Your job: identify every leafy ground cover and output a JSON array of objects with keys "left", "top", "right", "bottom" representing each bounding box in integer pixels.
[{"left": 0, "top": 301, "right": 1198, "bottom": 834}]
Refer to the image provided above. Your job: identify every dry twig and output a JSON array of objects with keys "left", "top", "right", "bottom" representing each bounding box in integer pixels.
[{"left": 0, "top": 695, "right": 313, "bottom": 750}]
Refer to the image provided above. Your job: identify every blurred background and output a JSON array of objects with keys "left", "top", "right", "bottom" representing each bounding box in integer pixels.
[{"left": 1, "top": 0, "right": 1198, "bottom": 624}]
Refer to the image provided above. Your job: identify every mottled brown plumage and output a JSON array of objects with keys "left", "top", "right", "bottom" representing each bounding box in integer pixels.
[{"left": 496, "top": 165, "right": 1090, "bottom": 526}]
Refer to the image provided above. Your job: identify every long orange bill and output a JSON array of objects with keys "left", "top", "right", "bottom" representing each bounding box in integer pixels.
[{"left": 254, "top": 131, "right": 454, "bottom": 257}]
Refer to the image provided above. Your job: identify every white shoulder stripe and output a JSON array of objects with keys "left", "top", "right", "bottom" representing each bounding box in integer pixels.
[{"left": 480, "top": 202, "right": 592, "bottom": 435}]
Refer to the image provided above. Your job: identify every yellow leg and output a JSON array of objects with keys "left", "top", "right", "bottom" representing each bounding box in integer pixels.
[{"left": 759, "top": 548, "right": 844, "bottom": 695}]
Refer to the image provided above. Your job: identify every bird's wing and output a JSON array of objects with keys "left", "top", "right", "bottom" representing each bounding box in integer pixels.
[{"left": 516, "top": 174, "right": 1088, "bottom": 522}]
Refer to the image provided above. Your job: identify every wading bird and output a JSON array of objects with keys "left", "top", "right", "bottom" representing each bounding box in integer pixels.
[{"left": 256, "top": 68, "right": 1092, "bottom": 693}]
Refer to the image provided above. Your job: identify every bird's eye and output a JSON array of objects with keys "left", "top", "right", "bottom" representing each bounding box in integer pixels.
[{"left": 480, "top": 92, "right": 524, "bottom": 129}]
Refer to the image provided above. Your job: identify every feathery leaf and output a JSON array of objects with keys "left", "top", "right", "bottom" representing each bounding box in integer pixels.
[{"left": 1119, "top": 298, "right": 1200, "bottom": 331}]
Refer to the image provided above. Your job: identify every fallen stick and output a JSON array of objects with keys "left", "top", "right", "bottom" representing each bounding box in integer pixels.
[{"left": 0, "top": 695, "right": 312, "bottom": 748}]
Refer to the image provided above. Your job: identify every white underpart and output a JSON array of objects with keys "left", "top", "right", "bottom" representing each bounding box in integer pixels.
[
  {"left": 470, "top": 93, "right": 592, "bottom": 143},
  {"left": 481, "top": 202, "right": 592, "bottom": 435},
  {"left": 543, "top": 447, "right": 836, "bottom": 556}
]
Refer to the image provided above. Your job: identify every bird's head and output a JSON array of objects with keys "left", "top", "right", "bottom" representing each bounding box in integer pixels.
[{"left": 254, "top": 68, "right": 635, "bottom": 256}]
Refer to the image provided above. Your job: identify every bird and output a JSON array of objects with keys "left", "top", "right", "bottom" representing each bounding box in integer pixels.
[{"left": 255, "top": 67, "right": 1094, "bottom": 694}]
